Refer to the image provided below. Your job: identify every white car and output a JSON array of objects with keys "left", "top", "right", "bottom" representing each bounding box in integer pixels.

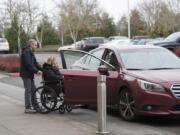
[
  {"left": 108, "top": 36, "right": 129, "bottom": 41},
  {"left": 58, "top": 44, "right": 75, "bottom": 51},
  {"left": 58, "top": 41, "right": 81, "bottom": 51},
  {"left": 99, "top": 39, "right": 131, "bottom": 47},
  {"left": 0, "top": 38, "right": 9, "bottom": 52}
]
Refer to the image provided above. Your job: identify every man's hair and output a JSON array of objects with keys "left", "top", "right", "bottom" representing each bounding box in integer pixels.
[{"left": 28, "top": 39, "right": 37, "bottom": 46}]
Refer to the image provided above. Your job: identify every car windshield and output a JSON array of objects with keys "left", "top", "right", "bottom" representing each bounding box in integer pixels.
[
  {"left": 165, "top": 32, "right": 180, "bottom": 42},
  {"left": 119, "top": 49, "right": 180, "bottom": 70}
]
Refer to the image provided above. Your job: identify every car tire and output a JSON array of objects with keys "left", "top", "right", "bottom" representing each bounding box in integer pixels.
[{"left": 118, "top": 88, "right": 137, "bottom": 121}]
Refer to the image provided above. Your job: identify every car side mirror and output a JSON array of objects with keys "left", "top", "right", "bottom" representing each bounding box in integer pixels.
[{"left": 98, "top": 65, "right": 109, "bottom": 76}]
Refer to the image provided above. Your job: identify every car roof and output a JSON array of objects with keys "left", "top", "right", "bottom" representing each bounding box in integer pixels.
[{"left": 99, "top": 44, "right": 164, "bottom": 51}]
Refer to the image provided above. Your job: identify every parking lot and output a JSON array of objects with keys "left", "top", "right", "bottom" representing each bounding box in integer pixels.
[
  {"left": 0, "top": 75, "right": 180, "bottom": 135},
  {"left": 0, "top": 52, "right": 180, "bottom": 135}
]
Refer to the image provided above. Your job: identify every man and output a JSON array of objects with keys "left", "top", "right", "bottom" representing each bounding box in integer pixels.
[{"left": 20, "top": 39, "right": 42, "bottom": 113}]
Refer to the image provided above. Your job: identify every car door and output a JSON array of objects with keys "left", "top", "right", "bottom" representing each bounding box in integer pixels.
[
  {"left": 103, "top": 49, "right": 121, "bottom": 104},
  {"left": 60, "top": 49, "right": 119, "bottom": 105},
  {"left": 60, "top": 49, "right": 104, "bottom": 104}
]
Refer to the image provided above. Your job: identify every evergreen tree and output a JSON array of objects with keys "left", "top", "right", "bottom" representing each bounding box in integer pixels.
[
  {"left": 36, "top": 16, "right": 60, "bottom": 46},
  {"left": 130, "top": 9, "right": 148, "bottom": 37},
  {"left": 97, "top": 13, "right": 116, "bottom": 37},
  {"left": 5, "top": 17, "right": 29, "bottom": 53}
]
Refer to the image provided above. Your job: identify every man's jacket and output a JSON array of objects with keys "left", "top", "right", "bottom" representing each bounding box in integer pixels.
[{"left": 20, "top": 45, "right": 42, "bottom": 79}]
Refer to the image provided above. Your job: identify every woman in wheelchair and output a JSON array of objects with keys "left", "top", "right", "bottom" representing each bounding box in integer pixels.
[
  {"left": 42, "top": 56, "right": 64, "bottom": 95},
  {"left": 32, "top": 56, "right": 72, "bottom": 114}
]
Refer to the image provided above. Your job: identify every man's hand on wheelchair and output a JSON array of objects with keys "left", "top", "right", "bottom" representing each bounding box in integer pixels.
[{"left": 37, "top": 70, "right": 42, "bottom": 75}]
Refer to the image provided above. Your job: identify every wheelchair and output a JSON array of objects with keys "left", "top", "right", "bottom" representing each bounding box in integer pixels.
[{"left": 32, "top": 77, "right": 73, "bottom": 114}]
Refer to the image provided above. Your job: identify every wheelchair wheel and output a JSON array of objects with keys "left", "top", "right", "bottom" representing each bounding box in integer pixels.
[
  {"left": 51, "top": 92, "right": 65, "bottom": 111},
  {"left": 59, "top": 105, "right": 65, "bottom": 114},
  {"left": 41, "top": 86, "right": 57, "bottom": 111},
  {"left": 32, "top": 86, "right": 51, "bottom": 114},
  {"left": 65, "top": 105, "right": 72, "bottom": 112}
]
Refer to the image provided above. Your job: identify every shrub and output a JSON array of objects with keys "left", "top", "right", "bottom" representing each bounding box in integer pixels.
[{"left": 0, "top": 55, "right": 20, "bottom": 73}]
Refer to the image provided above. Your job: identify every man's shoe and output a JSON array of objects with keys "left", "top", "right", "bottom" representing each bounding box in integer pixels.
[{"left": 24, "top": 108, "right": 37, "bottom": 113}]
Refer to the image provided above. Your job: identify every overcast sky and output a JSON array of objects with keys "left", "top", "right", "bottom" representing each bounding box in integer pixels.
[
  {"left": 98, "top": 0, "right": 142, "bottom": 22},
  {"left": 36, "top": 0, "right": 142, "bottom": 23}
]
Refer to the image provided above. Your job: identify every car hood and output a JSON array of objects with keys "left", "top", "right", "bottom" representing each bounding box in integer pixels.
[{"left": 127, "top": 69, "right": 180, "bottom": 83}]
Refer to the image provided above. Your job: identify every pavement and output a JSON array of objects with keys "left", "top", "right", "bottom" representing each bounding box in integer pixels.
[
  {"left": 0, "top": 94, "right": 96, "bottom": 135},
  {"left": 0, "top": 78, "right": 97, "bottom": 135},
  {"left": 0, "top": 74, "right": 180, "bottom": 135},
  {"left": 0, "top": 74, "right": 96, "bottom": 135}
]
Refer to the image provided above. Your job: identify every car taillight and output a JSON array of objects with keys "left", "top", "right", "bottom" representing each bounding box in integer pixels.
[
  {"left": 83, "top": 43, "right": 87, "bottom": 48},
  {"left": 6, "top": 42, "right": 9, "bottom": 46}
]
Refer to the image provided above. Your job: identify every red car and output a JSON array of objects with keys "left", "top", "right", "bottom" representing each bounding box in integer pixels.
[{"left": 60, "top": 45, "right": 180, "bottom": 121}]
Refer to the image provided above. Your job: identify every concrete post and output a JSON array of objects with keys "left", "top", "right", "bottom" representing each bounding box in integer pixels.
[{"left": 96, "top": 75, "right": 109, "bottom": 134}]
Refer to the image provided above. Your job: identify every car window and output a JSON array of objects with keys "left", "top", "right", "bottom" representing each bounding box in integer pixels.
[
  {"left": 60, "top": 50, "right": 86, "bottom": 69},
  {"left": 72, "top": 49, "right": 105, "bottom": 70},
  {"left": 104, "top": 50, "right": 119, "bottom": 71},
  {"left": 88, "top": 49, "right": 105, "bottom": 67},
  {"left": 119, "top": 49, "right": 180, "bottom": 70}
]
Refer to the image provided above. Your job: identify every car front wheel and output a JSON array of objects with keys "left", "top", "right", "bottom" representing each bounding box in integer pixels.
[{"left": 118, "top": 88, "right": 137, "bottom": 121}]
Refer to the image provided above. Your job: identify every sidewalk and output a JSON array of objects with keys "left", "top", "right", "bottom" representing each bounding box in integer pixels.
[
  {"left": 0, "top": 82, "right": 96, "bottom": 135},
  {"left": 0, "top": 76, "right": 177, "bottom": 135}
]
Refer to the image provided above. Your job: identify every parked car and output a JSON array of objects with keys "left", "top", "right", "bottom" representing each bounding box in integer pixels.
[
  {"left": 132, "top": 36, "right": 149, "bottom": 40},
  {"left": 152, "top": 32, "right": 180, "bottom": 57},
  {"left": 99, "top": 39, "right": 131, "bottom": 47},
  {"left": 108, "top": 36, "right": 129, "bottom": 41},
  {"left": 131, "top": 36, "right": 150, "bottom": 45},
  {"left": 60, "top": 45, "right": 180, "bottom": 121},
  {"left": 58, "top": 41, "right": 80, "bottom": 51},
  {"left": 136, "top": 39, "right": 156, "bottom": 45},
  {"left": 78, "top": 37, "right": 107, "bottom": 51},
  {"left": 0, "top": 38, "right": 9, "bottom": 52}
]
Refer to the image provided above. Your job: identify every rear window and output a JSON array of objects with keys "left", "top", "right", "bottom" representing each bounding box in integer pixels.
[{"left": 0, "top": 38, "right": 7, "bottom": 43}]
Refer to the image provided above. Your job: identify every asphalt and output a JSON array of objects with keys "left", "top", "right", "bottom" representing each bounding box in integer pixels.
[
  {"left": 0, "top": 94, "right": 96, "bottom": 135},
  {"left": 0, "top": 74, "right": 97, "bottom": 135},
  {"left": 0, "top": 74, "right": 180, "bottom": 135}
]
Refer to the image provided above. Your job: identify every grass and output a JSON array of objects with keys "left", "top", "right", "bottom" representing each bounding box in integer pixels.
[{"left": 36, "top": 45, "right": 60, "bottom": 52}]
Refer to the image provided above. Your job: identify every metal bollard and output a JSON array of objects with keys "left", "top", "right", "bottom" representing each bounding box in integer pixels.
[{"left": 96, "top": 75, "right": 109, "bottom": 134}]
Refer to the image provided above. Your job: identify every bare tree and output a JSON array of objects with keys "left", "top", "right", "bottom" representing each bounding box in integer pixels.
[
  {"left": 154, "top": 2, "right": 175, "bottom": 36},
  {"left": 138, "top": 0, "right": 163, "bottom": 33},
  {"left": 58, "top": 0, "right": 98, "bottom": 48},
  {"left": 3, "top": 0, "right": 27, "bottom": 54},
  {"left": 167, "top": 0, "right": 180, "bottom": 14},
  {"left": 138, "top": 0, "right": 175, "bottom": 36},
  {"left": 26, "top": 0, "right": 39, "bottom": 35},
  {"left": 2, "top": 0, "right": 41, "bottom": 52},
  {"left": 35, "top": 14, "right": 47, "bottom": 49}
]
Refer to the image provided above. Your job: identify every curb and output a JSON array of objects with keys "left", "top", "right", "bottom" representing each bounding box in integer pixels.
[
  {"left": 9, "top": 73, "right": 20, "bottom": 77},
  {"left": 8, "top": 73, "right": 41, "bottom": 77}
]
